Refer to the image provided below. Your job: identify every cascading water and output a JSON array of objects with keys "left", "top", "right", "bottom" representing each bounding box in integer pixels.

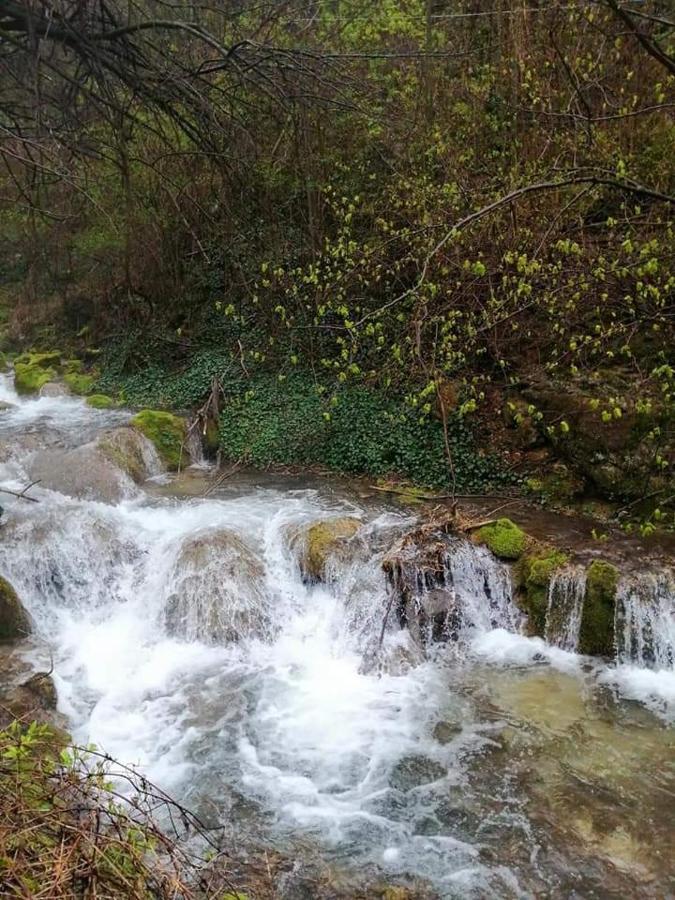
[
  {"left": 1, "top": 366, "right": 675, "bottom": 897},
  {"left": 614, "top": 571, "right": 675, "bottom": 669},
  {"left": 544, "top": 566, "right": 587, "bottom": 652}
]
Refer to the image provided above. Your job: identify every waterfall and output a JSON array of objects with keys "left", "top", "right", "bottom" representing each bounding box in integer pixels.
[
  {"left": 544, "top": 566, "right": 587, "bottom": 652},
  {"left": 614, "top": 571, "right": 675, "bottom": 670},
  {"left": 386, "top": 531, "right": 521, "bottom": 648}
]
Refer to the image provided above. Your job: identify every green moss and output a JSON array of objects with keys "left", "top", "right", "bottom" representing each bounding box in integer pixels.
[
  {"left": 131, "top": 410, "right": 187, "bottom": 470},
  {"left": 62, "top": 358, "right": 84, "bottom": 374},
  {"left": 0, "top": 576, "right": 31, "bottom": 641},
  {"left": 14, "top": 351, "right": 62, "bottom": 369},
  {"left": 477, "top": 518, "right": 527, "bottom": 560},
  {"left": 14, "top": 362, "right": 56, "bottom": 394},
  {"left": 517, "top": 549, "right": 569, "bottom": 635},
  {"left": 86, "top": 393, "right": 116, "bottom": 409},
  {"left": 578, "top": 560, "right": 619, "bottom": 657},
  {"left": 64, "top": 372, "right": 95, "bottom": 395}
]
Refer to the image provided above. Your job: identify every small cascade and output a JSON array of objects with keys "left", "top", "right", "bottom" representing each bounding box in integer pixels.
[
  {"left": 0, "top": 371, "right": 19, "bottom": 405},
  {"left": 184, "top": 418, "right": 207, "bottom": 467},
  {"left": 544, "top": 566, "right": 587, "bottom": 652},
  {"left": 385, "top": 529, "right": 521, "bottom": 648},
  {"left": 614, "top": 570, "right": 675, "bottom": 670}
]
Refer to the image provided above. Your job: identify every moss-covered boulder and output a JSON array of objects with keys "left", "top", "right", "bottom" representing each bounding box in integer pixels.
[
  {"left": 86, "top": 393, "right": 116, "bottom": 409},
  {"left": 476, "top": 518, "right": 527, "bottom": 560},
  {"left": 291, "top": 517, "right": 362, "bottom": 582},
  {"left": 578, "top": 560, "right": 619, "bottom": 657},
  {"left": 516, "top": 549, "right": 569, "bottom": 635},
  {"left": 64, "top": 372, "right": 95, "bottom": 395},
  {"left": 131, "top": 410, "right": 187, "bottom": 470},
  {"left": 0, "top": 576, "right": 31, "bottom": 642},
  {"left": 14, "top": 359, "right": 57, "bottom": 394},
  {"left": 97, "top": 426, "right": 162, "bottom": 482}
]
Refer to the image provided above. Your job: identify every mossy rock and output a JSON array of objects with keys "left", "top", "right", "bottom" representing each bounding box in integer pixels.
[
  {"left": 131, "top": 410, "right": 187, "bottom": 470},
  {"left": 86, "top": 394, "right": 116, "bottom": 409},
  {"left": 14, "top": 361, "right": 56, "bottom": 394},
  {"left": 578, "top": 560, "right": 619, "bottom": 657},
  {"left": 0, "top": 576, "right": 32, "bottom": 642},
  {"left": 517, "top": 549, "right": 569, "bottom": 635},
  {"left": 97, "top": 426, "right": 159, "bottom": 483},
  {"left": 477, "top": 518, "right": 527, "bottom": 560},
  {"left": 297, "top": 517, "right": 361, "bottom": 582},
  {"left": 64, "top": 372, "right": 95, "bottom": 395}
]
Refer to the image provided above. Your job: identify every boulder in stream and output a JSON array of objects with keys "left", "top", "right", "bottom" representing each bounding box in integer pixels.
[
  {"left": 0, "top": 575, "right": 31, "bottom": 642},
  {"left": 39, "top": 382, "right": 71, "bottom": 398},
  {"left": 165, "top": 529, "right": 272, "bottom": 643},
  {"left": 97, "top": 425, "right": 162, "bottom": 483},
  {"left": 27, "top": 443, "right": 136, "bottom": 504},
  {"left": 289, "top": 516, "right": 362, "bottom": 582}
]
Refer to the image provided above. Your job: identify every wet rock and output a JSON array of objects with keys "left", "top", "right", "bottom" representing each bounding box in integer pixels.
[
  {"left": 289, "top": 516, "right": 362, "bottom": 582},
  {"left": 0, "top": 575, "right": 31, "bottom": 642},
  {"left": 27, "top": 443, "right": 136, "bottom": 503},
  {"left": 389, "top": 755, "right": 446, "bottom": 792},
  {"left": 0, "top": 400, "right": 16, "bottom": 411},
  {"left": 39, "top": 381, "right": 70, "bottom": 398},
  {"left": 578, "top": 560, "right": 619, "bottom": 657},
  {"left": 432, "top": 721, "right": 462, "bottom": 744},
  {"left": 165, "top": 529, "right": 272, "bottom": 643},
  {"left": 96, "top": 426, "right": 162, "bottom": 483},
  {"left": 131, "top": 409, "right": 188, "bottom": 470},
  {"left": 7, "top": 672, "right": 58, "bottom": 711}
]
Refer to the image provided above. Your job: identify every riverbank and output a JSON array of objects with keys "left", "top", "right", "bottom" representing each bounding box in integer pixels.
[{"left": 3, "top": 341, "right": 673, "bottom": 539}]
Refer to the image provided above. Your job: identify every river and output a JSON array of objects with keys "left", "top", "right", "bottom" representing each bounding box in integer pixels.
[{"left": 0, "top": 371, "right": 673, "bottom": 898}]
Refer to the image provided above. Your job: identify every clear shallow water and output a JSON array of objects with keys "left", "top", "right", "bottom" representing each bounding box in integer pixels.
[{"left": 0, "top": 372, "right": 673, "bottom": 898}]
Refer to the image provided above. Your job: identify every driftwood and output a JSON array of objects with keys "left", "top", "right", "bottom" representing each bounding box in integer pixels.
[{"left": 0, "top": 480, "right": 40, "bottom": 503}]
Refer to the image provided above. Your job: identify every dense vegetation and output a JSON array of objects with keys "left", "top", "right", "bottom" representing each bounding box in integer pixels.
[{"left": 1, "top": 0, "right": 673, "bottom": 518}]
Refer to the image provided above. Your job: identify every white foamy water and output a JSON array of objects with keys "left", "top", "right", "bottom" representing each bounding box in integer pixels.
[
  {"left": 544, "top": 566, "right": 587, "bottom": 652},
  {"left": 1, "top": 368, "right": 674, "bottom": 896}
]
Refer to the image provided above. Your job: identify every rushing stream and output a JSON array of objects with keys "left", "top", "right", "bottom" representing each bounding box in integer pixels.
[{"left": 0, "top": 371, "right": 674, "bottom": 898}]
